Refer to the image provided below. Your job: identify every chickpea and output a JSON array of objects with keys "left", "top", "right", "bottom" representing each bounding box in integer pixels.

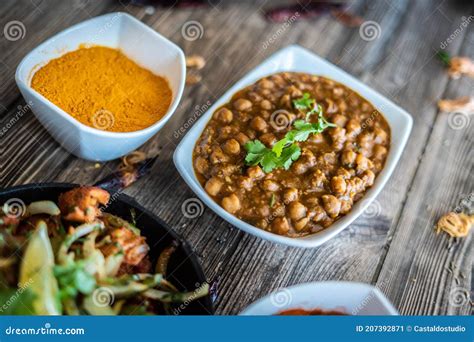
[
  {"left": 260, "top": 99, "right": 272, "bottom": 110},
  {"left": 346, "top": 119, "right": 361, "bottom": 138},
  {"left": 341, "top": 149, "right": 357, "bottom": 167},
  {"left": 312, "top": 205, "right": 326, "bottom": 222},
  {"left": 340, "top": 199, "right": 352, "bottom": 214},
  {"left": 373, "top": 145, "right": 387, "bottom": 160},
  {"left": 250, "top": 116, "right": 268, "bottom": 132},
  {"left": 338, "top": 100, "right": 348, "bottom": 112},
  {"left": 259, "top": 133, "right": 277, "bottom": 147},
  {"left": 358, "top": 132, "right": 373, "bottom": 150},
  {"left": 322, "top": 195, "right": 341, "bottom": 218},
  {"left": 335, "top": 167, "right": 352, "bottom": 180},
  {"left": 287, "top": 85, "right": 302, "bottom": 98},
  {"left": 333, "top": 87, "right": 344, "bottom": 97},
  {"left": 308, "top": 133, "right": 325, "bottom": 144},
  {"left": 262, "top": 180, "right": 280, "bottom": 192},
  {"left": 259, "top": 79, "right": 275, "bottom": 89},
  {"left": 205, "top": 177, "right": 223, "bottom": 196},
  {"left": 233, "top": 98, "right": 252, "bottom": 111},
  {"left": 310, "top": 169, "right": 326, "bottom": 188},
  {"left": 259, "top": 205, "right": 271, "bottom": 217},
  {"left": 194, "top": 156, "right": 209, "bottom": 175},
  {"left": 239, "top": 176, "right": 253, "bottom": 191},
  {"left": 272, "top": 217, "right": 290, "bottom": 235},
  {"left": 214, "top": 107, "right": 233, "bottom": 123},
  {"left": 256, "top": 219, "right": 269, "bottom": 229},
  {"left": 248, "top": 92, "right": 262, "bottom": 102},
  {"left": 221, "top": 194, "right": 241, "bottom": 214},
  {"left": 223, "top": 139, "right": 240, "bottom": 155},
  {"left": 347, "top": 177, "right": 365, "bottom": 196},
  {"left": 218, "top": 125, "right": 237, "bottom": 140},
  {"left": 332, "top": 114, "right": 348, "bottom": 127},
  {"left": 235, "top": 132, "right": 250, "bottom": 146},
  {"left": 283, "top": 188, "right": 298, "bottom": 203},
  {"left": 361, "top": 170, "right": 375, "bottom": 187},
  {"left": 329, "top": 127, "right": 347, "bottom": 150},
  {"left": 355, "top": 153, "right": 374, "bottom": 173},
  {"left": 288, "top": 201, "right": 307, "bottom": 221},
  {"left": 292, "top": 160, "right": 309, "bottom": 175},
  {"left": 294, "top": 217, "right": 309, "bottom": 231},
  {"left": 209, "top": 147, "right": 229, "bottom": 164},
  {"left": 373, "top": 127, "right": 388, "bottom": 144},
  {"left": 247, "top": 165, "right": 264, "bottom": 179},
  {"left": 215, "top": 164, "right": 238, "bottom": 177},
  {"left": 331, "top": 176, "right": 347, "bottom": 195},
  {"left": 279, "top": 94, "right": 291, "bottom": 108}
]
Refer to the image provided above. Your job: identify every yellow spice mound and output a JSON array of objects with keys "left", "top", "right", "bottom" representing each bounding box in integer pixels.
[{"left": 31, "top": 46, "right": 172, "bottom": 132}]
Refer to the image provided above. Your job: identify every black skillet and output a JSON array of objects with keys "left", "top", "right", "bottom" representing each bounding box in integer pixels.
[{"left": 0, "top": 183, "right": 214, "bottom": 315}]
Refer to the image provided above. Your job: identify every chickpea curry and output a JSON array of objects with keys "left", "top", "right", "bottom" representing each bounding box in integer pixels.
[{"left": 193, "top": 72, "right": 390, "bottom": 237}]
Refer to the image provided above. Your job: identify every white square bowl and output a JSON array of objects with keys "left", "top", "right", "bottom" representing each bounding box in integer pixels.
[
  {"left": 174, "top": 45, "right": 412, "bottom": 248},
  {"left": 239, "top": 281, "right": 398, "bottom": 315},
  {"left": 15, "top": 12, "right": 185, "bottom": 161}
]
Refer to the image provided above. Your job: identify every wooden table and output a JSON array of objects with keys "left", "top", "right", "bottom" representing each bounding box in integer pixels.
[{"left": 0, "top": 0, "right": 472, "bottom": 315}]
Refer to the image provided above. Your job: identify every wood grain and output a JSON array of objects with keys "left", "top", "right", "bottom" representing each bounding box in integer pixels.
[{"left": 0, "top": 0, "right": 472, "bottom": 315}]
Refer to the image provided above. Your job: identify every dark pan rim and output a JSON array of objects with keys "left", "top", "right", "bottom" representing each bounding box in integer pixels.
[{"left": 0, "top": 182, "right": 214, "bottom": 315}]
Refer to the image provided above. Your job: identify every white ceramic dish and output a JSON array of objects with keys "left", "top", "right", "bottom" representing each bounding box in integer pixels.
[
  {"left": 16, "top": 12, "right": 185, "bottom": 161},
  {"left": 240, "top": 281, "right": 398, "bottom": 315},
  {"left": 174, "top": 45, "right": 412, "bottom": 248}
]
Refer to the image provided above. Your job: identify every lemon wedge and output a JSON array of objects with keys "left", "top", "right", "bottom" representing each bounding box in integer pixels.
[{"left": 19, "top": 221, "right": 61, "bottom": 315}]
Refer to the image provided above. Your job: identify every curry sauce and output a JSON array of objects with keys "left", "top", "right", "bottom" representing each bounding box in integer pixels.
[{"left": 193, "top": 72, "right": 390, "bottom": 237}]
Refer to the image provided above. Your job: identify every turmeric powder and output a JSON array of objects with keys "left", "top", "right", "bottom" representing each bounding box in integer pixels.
[{"left": 31, "top": 46, "right": 172, "bottom": 133}]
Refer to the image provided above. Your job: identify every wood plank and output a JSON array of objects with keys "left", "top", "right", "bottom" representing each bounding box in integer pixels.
[
  {"left": 210, "top": 0, "right": 462, "bottom": 314},
  {"left": 375, "top": 18, "right": 474, "bottom": 315},
  {"left": 0, "top": 0, "right": 471, "bottom": 316}
]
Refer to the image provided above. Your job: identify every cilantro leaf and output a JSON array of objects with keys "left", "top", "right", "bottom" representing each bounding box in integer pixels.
[
  {"left": 436, "top": 51, "right": 451, "bottom": 67},
  {"left": 272, "top": 137, "right": 289, "bottom": 157},
  {"left": 244, "top": 93, "right": 336, "bottom": 173},
  {"left": 292, "top": 93, "right": 315, "bottom": 110},
  {"left": 280, "top": 144, "right": 301, "bottom": 170}
]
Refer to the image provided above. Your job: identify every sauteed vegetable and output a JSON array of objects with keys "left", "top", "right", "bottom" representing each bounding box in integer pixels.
[{"left": 0, "top": 187, "right": 208, "bottom": 315}]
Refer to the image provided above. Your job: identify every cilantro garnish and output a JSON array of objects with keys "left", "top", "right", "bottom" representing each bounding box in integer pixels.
[
  {"left": 436, "top": 51, "right": 451, "bottom": 67},
  {"left": 292, "top": 92, "right": 315, "bottom": 110},
  {"left": 244, "top": 93, "right": 336, "bottom": 173}
]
